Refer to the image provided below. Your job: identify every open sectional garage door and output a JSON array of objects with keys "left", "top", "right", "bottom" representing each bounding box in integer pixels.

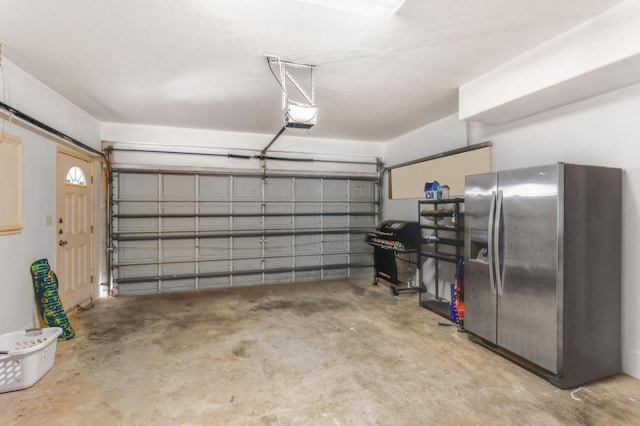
[{"left": 110, "top": 169, "right": 378, "bottom": 295}]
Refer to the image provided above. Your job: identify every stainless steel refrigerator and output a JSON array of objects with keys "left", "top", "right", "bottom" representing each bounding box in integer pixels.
[{"left": 464, "top": 163, "right": 621, "bottom": 389}]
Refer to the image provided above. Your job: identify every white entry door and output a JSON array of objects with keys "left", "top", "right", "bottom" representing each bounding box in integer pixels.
[{"left": 56, "top": 150, "right": 93, "bottom": 309}]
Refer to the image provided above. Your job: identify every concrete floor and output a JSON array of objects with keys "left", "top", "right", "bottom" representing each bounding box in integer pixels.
[{"left": 2, "top": 278, "right": 640, "bottom": 425}]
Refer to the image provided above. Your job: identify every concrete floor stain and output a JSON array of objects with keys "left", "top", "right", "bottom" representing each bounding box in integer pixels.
[{"left": 2, "top": 278, "right": 640, "bottom": 425}]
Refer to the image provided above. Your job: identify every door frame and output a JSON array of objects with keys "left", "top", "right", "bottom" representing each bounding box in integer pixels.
[{"left": 56, "top": 146, "right": 95, "bottom": 309}]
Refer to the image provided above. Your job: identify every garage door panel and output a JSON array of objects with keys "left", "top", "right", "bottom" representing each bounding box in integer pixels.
[
  {"left": 294, "top": 179, "right": 321, "bottom": 200},
  {"left": 230, "top": 216, "right": 260, "bottom": 230},
  {"left": 323, "top": 180, "right": 348, "bottom": 200},
  {"left": 324, "top": 268, "right": 348, "bottom": 278},
  {"left": 350, "top": 180, "right": 375, "bottom": 200},
  {"left": 350, "top": 203, "right": 375, "bottom": 213},
  {"left": 296, "top": 270, "right": 321, "bottom": 281},
  {"left": 350, "top": 253, "right": 372, "bottom": 264},
  {"left": 232, "top": 202, "right": 262, "bottom": 215},
  {"left": 351, "top": 267, "right": 372, "bottom": 276},
  {"left": 233, "top": 258, "right": 262, "bottom": 271},
  {"left": 350, "top": 238, "right": 371, "bottom": 252},
  {"left": 265, "top": 272, "right": 293, "bottom": 284},
  {"left": 162, "top": 262, "right": 195, "bottom": 275},
  {"left": 266, "top": 203, "right": 292, "bottom": 214},
  {"left": 233, "top": 177, "right": 261, "bottom": 199},
  {"left": 266, "top": 257, "right": 293, "bottom": 269},
  {"left": 295, "top": 235, "right": 321, "bottom": 253},
  {"left": 118, "top": 201, "right": 158, "bottom": 215},
  {"left": 162, "top": 217, "right": 196, "bottom": 232},
  {"left": 233, "top": 274, "right": 262, "bottom": 287},
  {"left": 163, "top": 175, "right": 195, "bottom": 199},
  {"left": 295, "top": 216, "right": 320, "bottom": 228},
  {"left": 199, "top": 217, "right": 231, "bottom": 231},
  {"left": 199, "top": 277, "right": 230, "bottom": 289},
  {"left": 265, "top": 236, "right": 293, "bottom": 256},
  {"left": 199, "top": 239, "right": 231, "bottom": 258},
  {"left": 233, "top": 237, "right": 262, "bottom": 257},
  {"left": 295, "top": 255, "right": 321, "bottom": 267},
  {"left": 118, "top": 281, "right": 159, "bottom": 296},
  {"left": 199, "top": 202, "right": 230, "bottom": 214},
  {"left": 324, "top": 254, "right": 348, "bottom": 265},
  {"left": 119, "top": 174, "right": 158, "bottom": 200},
  {"left": 265, "top": 178, "right": 292, "bottom": 200},
  {"left": 162, "top": 240, "right": 195, "bottom": 261},
  {"left": 200, "top": 260, "right": 230, "bottom": 273},
  {"left": 324, "top": 203, "right": 348, "bottom": 213},
  {"left": 324, "top": 216, "right": 348, "bottom": 227},
  {"left": 162, "top": 279, "right": 196, "bottom": 292},
  {"left": 199, "top": 176, "right": 230, "bottom": 200},
  {"left": 119, "top": 264, "right": 157, "bottom": 279},
  {"left": 351, "top": 216, "right": 375, "bottom": 227},
  {"left": 118, "top": 218, "right": 158, "bottom": 233},
  {"left": 118, "top": 240, "right": 158, "bottom": 263},
  {"left": 295, "top": 203, "right": 321, "bottom": 214},
  {"left": 163, "top": 201, "right": 195, "bottom": 215},
  {"left": 324, "top": 235, "right": 348, "bottom": 252},
  {"left": 265, "top": 216, "right": 292, "bottom": 229},
  {"left": 113, "top": 171, "right": 377, "bottom": 295}
]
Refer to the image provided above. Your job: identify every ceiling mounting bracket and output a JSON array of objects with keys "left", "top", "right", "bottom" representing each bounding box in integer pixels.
[{"left": 265, "top": 54, "right": 318, "bottom": 130}]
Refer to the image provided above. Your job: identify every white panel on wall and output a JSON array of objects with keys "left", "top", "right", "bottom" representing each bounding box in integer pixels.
[
  {"left": 389, "top": 146, "right": 492, "bottom": 199},
  {"left": 0, "top": 135, "right": 23, "bottom": 235},
  {"left": 382, "top": 114, "right": 468, "bottom": 222}
]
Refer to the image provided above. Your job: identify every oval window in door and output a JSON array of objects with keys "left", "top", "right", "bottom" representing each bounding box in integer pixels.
[{"left": 65, "top": 166, "right": 87, "bottom": 186}]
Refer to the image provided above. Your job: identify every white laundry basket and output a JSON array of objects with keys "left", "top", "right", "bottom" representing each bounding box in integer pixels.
[{"left": 0, "top": 327, "right": 62, "bottom": 393}]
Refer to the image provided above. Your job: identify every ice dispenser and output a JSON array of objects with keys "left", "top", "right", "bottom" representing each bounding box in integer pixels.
[{"left": 469, "top": 229, "right": 489, "bottom": 264}]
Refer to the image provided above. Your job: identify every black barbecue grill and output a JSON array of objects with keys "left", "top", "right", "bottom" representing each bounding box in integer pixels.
[{"left": 365, "top": 220, "right": 420, "bottom": 296}]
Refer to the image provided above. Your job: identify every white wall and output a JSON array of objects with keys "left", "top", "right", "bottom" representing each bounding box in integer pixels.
[
  {"left": 101, "top": 122, "right": 385, "bottom": 175},
  {"left": 2, "top": 59, "right": 101, "bottom": 146},
  {"left": 0, "top": 59, "right": 101, "bottom": 334},
  {"left": 0, "top": 121, "right": 56, "bottom": 333},
  {"left": 467, "top": 81, "right": 640, "bottom": 379},
  {"left": 380, "top": 82, "right": 640, "bottom": 378}
]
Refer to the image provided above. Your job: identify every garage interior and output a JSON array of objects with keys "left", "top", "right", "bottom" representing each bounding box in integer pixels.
[{"left": 3, "top": 0, "right": 640, "bottom": 424}]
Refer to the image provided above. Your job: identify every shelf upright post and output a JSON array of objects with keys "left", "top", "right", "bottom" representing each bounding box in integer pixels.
[{"left": 417, "top": 197, "right": 465, "bottom": 319}]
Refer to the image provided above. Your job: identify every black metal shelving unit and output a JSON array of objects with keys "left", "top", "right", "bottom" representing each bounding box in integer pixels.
[{"left": 417, "top": 198, "right": 464, "bottom": 319}]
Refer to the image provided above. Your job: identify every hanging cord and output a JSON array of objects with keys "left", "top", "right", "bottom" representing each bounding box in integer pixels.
[
  {"left": 0, "top": 43, "right": 13, "bottom": 143},
  {"left": 266, "top": 56, "right": 285, "bottom": 92}
]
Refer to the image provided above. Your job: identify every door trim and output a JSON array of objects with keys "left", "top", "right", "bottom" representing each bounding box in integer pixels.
[{"left": 58, "top": 146, "right": 94, "bottom": 163}]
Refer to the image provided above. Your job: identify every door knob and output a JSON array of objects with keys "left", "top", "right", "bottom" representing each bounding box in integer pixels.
[{"left": 58, "top": 240, "right": 68, "bottom": 247}]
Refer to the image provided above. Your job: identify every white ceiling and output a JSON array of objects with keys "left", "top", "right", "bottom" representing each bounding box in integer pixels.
[{"left": 0, "top": 0, "right": 624, "bottom": 141}]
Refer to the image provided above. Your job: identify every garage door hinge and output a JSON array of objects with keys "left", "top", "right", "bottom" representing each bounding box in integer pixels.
[
  {"left": 90, "top": 275, "right": 94, "bottom": 283},
  {"left": 91, "top": 225, "right": 94, "bottom": 233},
  {"left": 91, "top": 176, "right": 94, "bottom": 184}
]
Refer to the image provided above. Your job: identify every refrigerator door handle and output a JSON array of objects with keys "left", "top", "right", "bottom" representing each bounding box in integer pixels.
[
  {"left": 495, "top": 189, "right": 504, "bottom": 296},
  {"left": 487, "top": 191, "right": 497, "bottom": 295}
]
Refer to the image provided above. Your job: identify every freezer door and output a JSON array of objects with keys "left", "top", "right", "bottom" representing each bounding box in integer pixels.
[
  {"left": 464, "top": 172, "right": 498, "bottom": 343},
  {"left": 496, "top": 164, "right": 559, "bottom": 373}
]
